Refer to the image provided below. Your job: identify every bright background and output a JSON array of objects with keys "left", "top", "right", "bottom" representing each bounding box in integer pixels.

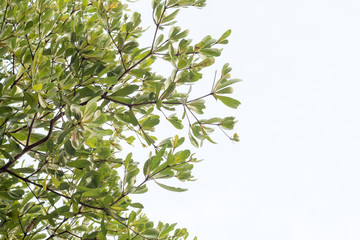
[{"left": 129, "top": 0, "right": 360, "bottom": 239}]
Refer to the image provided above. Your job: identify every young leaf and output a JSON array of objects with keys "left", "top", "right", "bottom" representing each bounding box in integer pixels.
[{"left": 218, "top": 29, "right": 231, "bottom": 43}]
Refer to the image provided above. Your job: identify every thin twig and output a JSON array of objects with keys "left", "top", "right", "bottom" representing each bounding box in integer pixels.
[
  {"left": 26, "top": 113, "right": 37, "bottom": 147},
  {"left": 0, "top": 112, "right": 64, "bottom": 172}
]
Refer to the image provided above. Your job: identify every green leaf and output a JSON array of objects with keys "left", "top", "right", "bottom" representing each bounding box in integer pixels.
[
  {"left": 232, "top": 133, "right": 240, "bottom": 142},
  {"left": 57, "top": 206, "right": 70, "bottom": 215},
  {"left": 67, "top": 160, "right": 91, "bottom": 168},
  {"left": 201, "top": 48, "right": 221, "bottom": 57},
  {"left": 24, "top": 92, "right": 38, "bottom": 108},
  {"left": 142, "top": 228, "right": 160, "bottom": 238},
  {"left": 133, "top": 184, "right": 148, "bottom": 194},
  {"left": 117, "top": 110, "right": 139, "bottom": 126},
  {"left": 0, "top": 106, "right": 12, "bottom": 117},
  {"left": 107, "top": 210, "right": 128, "bottom": 222},
  {"left": 173, "top": 135, "right": 185, "bottom": 148},
  {"left": 38, "top": 94, "right": 47, "bottom": 108},
  {"left": 12, "top": 167, "right": 35, "bottom": 174},
  {"left": 130, "top": 202, "right": 144, "bottom": 209},
  {"left": 128, "top": 110, "right": 138, "bottom": 126},
  {"left": 142, "top": 115, "right": 160, "bottom": 129},
  {"left": 202, "top": 117, "right": 222, "bottom": 124},
  {"left": 222, "top": 63, "right": 232, "bottom": 75},
  {"left": 216, "top": 79, "right": 241, "bottom": 91},
  {"left": 150, "top": 147, "right": 166, "bottom": 171},
  {"left": 218, "top": 29, "right": 231, "bottom": 43},
  {"left": 174, "top": 150, "right": 190, "bottom": 163},
  {"left": 189, "top": 131, "right": 199, "bottom": 148},
  {"left": 215, "top": 87, "right": 233, "bottom": 94},
  {"left": 83, "top": 96, "right": 99, "bottom": 121},
  {"left": 32, "top": 83, "right": 43, "bottom": 91},
  {"left": 110, "top": 85, "right": 139, "bottom": 97},
  {"left": 130, "top": 69, "right": 150, "bottom": 79},
  {"left": 98, "top": 76, "right": 118, "bottom": 85},
  {"left": 70, "top": 131, "right": 82, "bottom": 150},
  {"left": 168, "top": 114, "right": 183, "bottom": 129},
  {"left": 220, "top": 116, "right": 236, "bottom": 130},
  {"left": 101, "top": 215, "right": 107, "bottom": 236},
  {"left": 194, "top": 57, "right": 215, "bottom": 68},
  {"left": 162, "top": 9, "right": 180, "bottom": 23},
  {"left": 166, "top": 153, "right": 175, "bottom": 165},
  {"left": 177, "top": 171, "right": 192, "bottom": 181},
  {"left": 97, "top": 148, "right": 111, "bottom": 159},
  {"left": 122, "top": 41, "right": 139, "bottom": 53},
  {"left": 57, "top": 128, "right": 72, "bottom": 144},
  {"left": 71, "top": 105, "right": 83, "bottom": 121},
  {"left": 51, "top": 176, "right": 61, "bottom": 188},
  {"left": 81, "top": 187, "right": 106, "bottom": 198},
  {"left": 161, "top": 82, "right": 176, "bottom": 100},
  {"left": 187, "top": 99, "right": 205, "bottom": 114},
  {"left": 117, "top": 33, "right": 124, "bottom": 48},
  {"left": 85, "top": 137, "right": 98, "bottom": 148},
  {"left": 155, "top": 182, "right": 187, "bottom": 192},
  {"left": 31, "top": 233, "right": 47, "bottom": 240},
  {"left": 125, "top": 136, "right": 136, "bottom": 145},
  {"left": 0, "top": 46, "right": 9, "bottom": 57},
  {"left": 216, "top": 95, "right": 241, "bottom": 109},
  {"left": 152, "top": 137, "right": 167, "bottom": 151},
  {"left": 0, "top": 149, "right": 14, "bottom": 162},
  {"left": 43, "top": 174, "right": 49, "bottom": 191},
  {"left": 57, "top": 0, "right": 64, "bottom": 11},
  {"left": 128, "top": 211, "right": 136, "bottom": 224}
]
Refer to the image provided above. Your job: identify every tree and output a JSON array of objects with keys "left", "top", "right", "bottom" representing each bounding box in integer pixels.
[{"left": 0, "top": 0, "right": 240, "bottom": 239}]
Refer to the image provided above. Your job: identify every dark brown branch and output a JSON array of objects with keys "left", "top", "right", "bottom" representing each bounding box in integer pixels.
[
  {"left": 186, "top": 93, "right": 213, "bottom": 104},
  {"left": 101, "top": 2, "right": 168, "bottom": 99},
  {"left": 10, "top": 111, "right": 52, "bottom": 134},
  {"left": 139, "top": 124, "right": 158, "bottom": 149},
  {"left": 0, "top": 112, "right": 64, "bottom": 172},
  {"left": 46, "top": 217, "right": 69, "bottom": 240},
  {"left": 106, "top": 15, "right": 127, "bottom": 71},
  {"left": 10, "top": 134, "right": 46, "bottom": 156},
  {"left": 26, "top": 112, "right": 37, "bottom": 147},
  {"left": 185, "top": 104, "right": 201, "bottom": 125},
  {"left": 25, "top": 35, "right": 34, "bottom": 59},
  {"left": 55, "top": 230, "right": 82, "bottom": 239},
  {"left": 3, "top": 169, "right": 104, "bottom": 211},
  {"left": 104, "top": 209, "right": 153, "bottom": 240},
  {"left": 5, "top": 169, "right": 152, "bottom": 239},
  {"left": 0, "top": 3, "right": 8, "bottom": 33},
  {"left": 10, "top": 73, "right": 25, "bottom": 89}
]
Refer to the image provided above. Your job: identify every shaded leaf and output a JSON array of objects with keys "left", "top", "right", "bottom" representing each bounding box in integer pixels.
[{"left": 67, "top": 160, "right": 91, "bottom": 168}]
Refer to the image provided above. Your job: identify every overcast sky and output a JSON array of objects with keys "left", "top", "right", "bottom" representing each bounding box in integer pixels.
[{"left": 129, "top": 1, "right": 360, "bottom": 239}]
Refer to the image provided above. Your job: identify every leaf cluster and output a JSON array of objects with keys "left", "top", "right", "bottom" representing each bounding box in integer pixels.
[{"left": 0, "top": 0, "right": 240, "bottom": 239}]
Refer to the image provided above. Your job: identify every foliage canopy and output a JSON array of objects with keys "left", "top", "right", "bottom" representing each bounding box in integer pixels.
[{"left": 0, "top": 0, "right": 240, "bottom": 239}]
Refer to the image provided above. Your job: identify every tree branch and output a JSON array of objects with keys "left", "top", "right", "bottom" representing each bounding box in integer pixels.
[
  {"left": 0, "top": 112, "right": 64, "bottom": 172},
  {"left": 25, "top": 112, "right": 37, "bottom": 147}
]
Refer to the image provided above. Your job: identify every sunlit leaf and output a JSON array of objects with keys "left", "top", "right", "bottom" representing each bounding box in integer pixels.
[{"left": 155, "top": 182, "right": 187, "bottom": 192}]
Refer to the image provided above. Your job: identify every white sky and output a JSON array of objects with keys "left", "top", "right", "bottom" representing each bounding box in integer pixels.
[{"left": 129, "top": 0, "right": 360, "bottom": 239}]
